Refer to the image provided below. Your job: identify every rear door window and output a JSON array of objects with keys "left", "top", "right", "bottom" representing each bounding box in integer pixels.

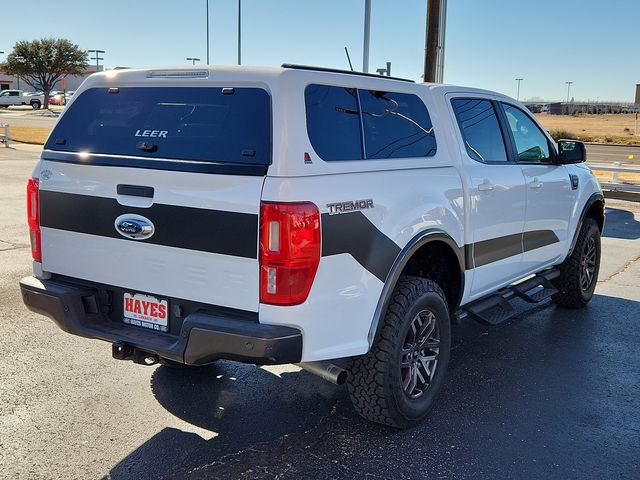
[
  {"left": 304, "top": 85, "right": 363, "bottom": 161},
  {"left": 45, "top": 87, "right": 271, "bottom": 165},
  {"left": 360, "top": 90, "right": 436, "bottom": 159},
  {"left": 452, "top": 98, "right": 508, "bottom": 163}
]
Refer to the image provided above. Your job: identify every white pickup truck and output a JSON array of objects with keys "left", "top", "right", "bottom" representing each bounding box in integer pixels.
[
  {"left": 20, "top": 65, "right": 604, "bottom": 428},
  {"left": 0, "top": 90, "right": 44, "bottom": 109}
]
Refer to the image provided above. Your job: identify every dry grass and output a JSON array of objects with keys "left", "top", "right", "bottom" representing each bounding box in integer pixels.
[
  {"left": 536, "top": 114, "right": 640, "bottom": 145},
  {"left": 8, "top": 125, "right": 51, "bottom": 145},
  {"left": 591, "top": 169, "right": 640, "bottom": 185}
]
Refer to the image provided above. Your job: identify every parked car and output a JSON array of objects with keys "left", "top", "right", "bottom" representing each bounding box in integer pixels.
[
  {"left": 0, "top": 89, "right": 44, "bottom": 109},
  {"left": 20, "top": 65, "right": 604, "bottom": 428},
  {"left": 48, "top": 91, "right": 66, "bottom": 105}
]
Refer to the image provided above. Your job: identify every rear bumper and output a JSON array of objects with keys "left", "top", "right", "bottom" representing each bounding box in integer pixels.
[{"left": 19, "top": 276, "right": 302, "bottom": 365}]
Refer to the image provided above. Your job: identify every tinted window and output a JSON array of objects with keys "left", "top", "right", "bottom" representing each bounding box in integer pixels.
[
  {"left": 45, "top": 87, "right": 271, "bottom": 165},
  {"left": 360, "top": 90, "right": 436, "bottom": 159},
  {"left": 502, "top": 104, "right": 551, "bottom": 163},
  {"left": 305, "top": 84, "right": 363, "bottom": 161},
  {"left": 452, "top": 99, "right": 508, "bottom": 162}
]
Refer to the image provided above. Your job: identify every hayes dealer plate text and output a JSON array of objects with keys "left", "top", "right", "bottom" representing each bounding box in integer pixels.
[{"left": 123, "top": 293, "right": 169, "bottom": 332}]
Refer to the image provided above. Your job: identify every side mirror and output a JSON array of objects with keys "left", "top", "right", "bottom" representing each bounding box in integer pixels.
[{"left": 557, "top": 139, "right": 586, "bottom": 164}]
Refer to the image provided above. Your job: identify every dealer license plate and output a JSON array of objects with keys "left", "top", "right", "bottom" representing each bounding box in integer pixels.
[{"left": 123, "top": 292, "right": 169, "bottom": 332}]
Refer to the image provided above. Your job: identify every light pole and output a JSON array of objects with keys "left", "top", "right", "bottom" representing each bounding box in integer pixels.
[
  {"left": 186, "top": 57, "right": 201, "bottom": 65},
  {"left": 206, "top": 0, "right": 210, "bottom": 64},
  {"left": 515, "top": 78, "right": 523, "bottom": 101},
  {"left": 237, "top": 0, "right": 242, "bottom": 65},
  {"left": 363, "top": 0, "right": 371, "bottom": 73},
  {"left": 88, "top": 49, "right": 105, "bottom": 72},
  {"left": 565, "top": 81, "right": 573, "bottom": 103}
]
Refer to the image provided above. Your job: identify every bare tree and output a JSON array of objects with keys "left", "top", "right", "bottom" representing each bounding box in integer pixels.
[{"left": 2, "top": 38, "right": 88, "bottom": 108}]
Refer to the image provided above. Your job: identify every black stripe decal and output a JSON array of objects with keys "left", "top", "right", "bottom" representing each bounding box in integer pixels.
[
  {"left": 464, "top": 244, "right": 474, "bottom": 270},
  {"left": 320, "top": 212, "right": 559, "bottom": 280},
  {"left": 523, "top": 230, "right": 560, "bottom": 252},
  {"left": 40, "top": 190, "right": 258, "bottom": 258},
  {"left": 472, "top": 230, "right": 560, "bottom": 268},
  {"left": 321, "top": 212, "right": 401, "bottom": 282},
  {"left": 473, "top": 233, "right": 522, "bottom": 268}
]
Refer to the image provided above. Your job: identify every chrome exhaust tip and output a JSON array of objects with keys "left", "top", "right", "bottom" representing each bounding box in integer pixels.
[{"left": 296, "top": 361, "right": 347, "bottom": 385}]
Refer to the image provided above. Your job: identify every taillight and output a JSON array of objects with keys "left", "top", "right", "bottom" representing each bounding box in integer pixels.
[
  {"left": 260, "top": 202, "right": 321, "bottom": 305},
  {"left": 27, "top": 178, "right": 41, "bottom": 262}
]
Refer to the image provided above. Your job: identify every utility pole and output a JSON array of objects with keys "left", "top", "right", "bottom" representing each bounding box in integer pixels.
[
  {"left": 206, "top": 0, "right": 210, "bottom": 64},
  {"left": 186, "top": 57, "right": 201, "bottom": 65},
  {"left": 515, "top": 78, "right": 523, "bottom": 101},
  {"left": 363, "top": 0, "right": 371, "bottom": 73},
  {"left": 88, "top": 49, "right": 105, "bottom": 72},
  {"left": 423, "top": 0, "right": 447, "bottom": 83},
  {"left": 237, "top": 0, "right": 242, "bottom": 65}
]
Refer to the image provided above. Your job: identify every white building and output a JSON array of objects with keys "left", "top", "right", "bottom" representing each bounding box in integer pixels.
[{"left": 0, "top": 67, "right": 101, "bottom": 92}]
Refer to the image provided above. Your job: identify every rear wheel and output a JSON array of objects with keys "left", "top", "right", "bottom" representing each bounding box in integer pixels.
[
  {"left": 31, "top": 101, "right": 41, "bottom": 109},
  {"left": 347, "top": 277, "right": 451, "bottom": 428},
  {"left": 552, "top": 218, "right": 601, "bottom": 308}
]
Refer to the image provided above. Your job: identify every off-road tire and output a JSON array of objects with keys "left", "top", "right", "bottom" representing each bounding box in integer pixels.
[
  {"left": 552, "top": 218, "right": 601, "bottom": 308},
  {"left": 346, "top": 276, "right": 451, "bottom": 429}
]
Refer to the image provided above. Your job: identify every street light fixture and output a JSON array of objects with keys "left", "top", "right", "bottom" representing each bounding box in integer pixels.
[
  {"left": 515, "top": 78, "right": 523, "bottom": 101},
  {"left": 88, "top": 49, "right": 105, "bottom": 72},
  {"left": 186, "top": 57, "right": 201, "bottom": 65}
]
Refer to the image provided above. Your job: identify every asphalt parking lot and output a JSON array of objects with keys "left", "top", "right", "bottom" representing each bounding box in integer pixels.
[{"left": 1, "top": 144, "right": 639, "bottom": 479}]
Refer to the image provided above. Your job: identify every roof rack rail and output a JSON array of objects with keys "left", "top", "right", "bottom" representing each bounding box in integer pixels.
[{"left": 281, "top": 64, "right": 415, "bottom": 83}]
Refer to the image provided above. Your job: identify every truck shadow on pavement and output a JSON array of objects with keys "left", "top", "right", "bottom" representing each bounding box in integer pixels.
[
  {"left": 103, "top": 293, "right": 640, "bottom": 480},
  {"left": 603, "top": 207, "right": 640, "bottom": 240}
]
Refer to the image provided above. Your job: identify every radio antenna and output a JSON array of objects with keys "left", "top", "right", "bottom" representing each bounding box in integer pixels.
[{"left": 344, "top": 47, "right": 354, "bottom": 71}]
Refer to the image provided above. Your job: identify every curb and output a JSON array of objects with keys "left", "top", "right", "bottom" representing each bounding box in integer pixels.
[
  {"left": 586, "top": 142, "right": 640, "bottom": 149},
  {"left": 603, "top": 189, "right": 640, "bottom": 203}
]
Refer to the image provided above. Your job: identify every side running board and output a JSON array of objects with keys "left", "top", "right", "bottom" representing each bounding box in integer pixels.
[{"left": 458, "top": 269, "right": 560, "bottom": 326}]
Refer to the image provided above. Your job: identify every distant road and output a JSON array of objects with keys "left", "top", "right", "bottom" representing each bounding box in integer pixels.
[
  {"left": 587, "top": 144, "right": 640, "bottom": 166},
  {"left": 0, "top": 110, "right": 58, "bottom": 128}
]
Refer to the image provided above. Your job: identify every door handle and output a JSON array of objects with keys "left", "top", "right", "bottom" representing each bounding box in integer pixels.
[
  {"left": 117, "top": 184, "right": 155, "bottom": 198},
  {"left": 529, "top": 178, "right": 543, "bottom": 189},
  {"left": 477, "top": 181, "right": 494, "bottom": 192}
]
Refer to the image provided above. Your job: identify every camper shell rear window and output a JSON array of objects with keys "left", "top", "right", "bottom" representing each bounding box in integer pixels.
[{"left": 45, "top": 86, "right": 271, "bottom": 166}]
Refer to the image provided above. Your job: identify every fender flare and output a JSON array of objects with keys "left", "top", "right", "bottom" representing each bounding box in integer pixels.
[
  {"left": 367, "top": 229, "right": 465, "bottom": 346},
  {"left": 567, "top": 192, "right": 605, "bottom": 258}
]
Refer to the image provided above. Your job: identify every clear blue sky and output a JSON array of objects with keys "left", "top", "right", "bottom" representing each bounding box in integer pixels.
[{"left": 1, "top": 0, "right": 637, "bottom": 101}]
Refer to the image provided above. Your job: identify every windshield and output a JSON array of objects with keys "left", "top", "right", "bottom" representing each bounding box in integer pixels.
[{"left": 45, "top": 86, "right": 271, "bottom": 165}]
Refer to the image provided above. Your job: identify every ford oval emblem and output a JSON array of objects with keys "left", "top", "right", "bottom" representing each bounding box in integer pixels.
[{"left": 114, "top": 214, "right": 155, "bottom": 240}]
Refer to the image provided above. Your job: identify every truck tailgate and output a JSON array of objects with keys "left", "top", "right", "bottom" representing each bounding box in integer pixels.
[{"left": 38, "top": 159, "right": 263, "bottom": 312}]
